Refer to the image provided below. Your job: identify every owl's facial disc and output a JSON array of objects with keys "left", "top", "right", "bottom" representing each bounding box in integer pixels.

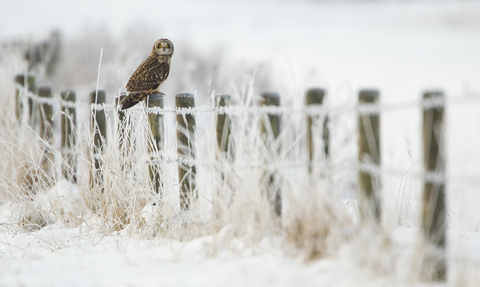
[{"left": 154, "top": 39, "right": 174, "bottom": 56}]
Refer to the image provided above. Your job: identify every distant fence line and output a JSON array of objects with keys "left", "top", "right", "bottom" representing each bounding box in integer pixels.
[{"left": 14, "top": 73, "right": 458, "bottom": 281}]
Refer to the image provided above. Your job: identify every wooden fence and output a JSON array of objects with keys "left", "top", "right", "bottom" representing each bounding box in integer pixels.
[{"left": 14, "top": 73, "right": 447, "bottom": 281}]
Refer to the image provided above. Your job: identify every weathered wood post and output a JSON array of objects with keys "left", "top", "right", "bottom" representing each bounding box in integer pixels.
[
  {"left": 15, "top": 74, "right": 36, "bottom": 124},
  {"left": 305, "top": 88, "right": 329, "bottom": 171},
  {"left": 358, "top": 89, "right": 381, "bottom": 223},
  {"left": 421, "top": 90, "right": 446, "bottom": 281},
  {"left": 215, "top": 94, "right": 233, "bottom": 156},
  {"left": 61, "top": 90, "right": 77, "bottom": 183},
  {"left": 115, "top": 93, "right": 128, "bottom": 132},
  {"left": 213, "top": 94, "right": 234, "bottom": 214},
  {"left": 115, "top": 93, "right": 130, "bottom": 151},
  {"left": 90, "top": 90, "right": 107, "bottom": 189},
  {"left": 147, "top": 93, "right": 165, "bottom": 195},
  {"left": 37, "top": 85, "right": 54, "bottom": 172},
  {"left": 260, "top": 92, "right": 282, "bottom": 217},
  {"left": 176, "top": 93, "right": 196, "bottom": 211}
]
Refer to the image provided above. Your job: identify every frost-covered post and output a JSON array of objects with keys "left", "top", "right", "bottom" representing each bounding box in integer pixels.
[
  {"left": 90, "top": 90, "right": 107, "bottom": 190},
  {"left": 61, "top": 90, "right": 77, "bottom": 183},
  {"left": 215, "top": 94, "right": 233, "bottom": 156},
  {"left": 37, "top": 85, "right": 54, "bottom": 172},
  {"left": 147, "top": 93, "right": 165, "bottom": 195},
  {"left": 421, "top": 90, "right": 446, "bottom": 281},
  {"left": 260, "top": 92, "right": 282, "bottom": 218},
  {"left": 213, "top": 94, "right": 234, "bottom": 215},
  {"left": 176, "top": 93, "right": 196, "bottom": 210},
  {"left": 115, "top": 93, "right": 130, "bottom": 151},
  {"left": 358, "top": 89, "right": 381, "bottom": 223},
  {"left": 305, "top": 88, "right": 329, "bottom": 172},
  {"left": 115, "top": 93, "right": 128, "bottom": 136},
  {"left": 15, "top": 74, "right": 36, "bottom": 124}
]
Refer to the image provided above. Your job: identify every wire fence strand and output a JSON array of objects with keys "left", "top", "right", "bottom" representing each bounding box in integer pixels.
[
  {"left": 14, "top": 84, "right": 480, "bottom": 188},
  {"left": 17, "top": 83, "right": 480, "bottom": 116}
]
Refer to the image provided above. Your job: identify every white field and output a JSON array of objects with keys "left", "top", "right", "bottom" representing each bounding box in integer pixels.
[{"left": 1, "top": 0, "right": 480, "bottom": 286}]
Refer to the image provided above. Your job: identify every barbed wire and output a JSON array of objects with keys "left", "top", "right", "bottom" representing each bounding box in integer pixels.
[
  {"left": 16, "top": 83, "right": 480, "bottom": 117},
  {"left": 142, "top": 155, "right": 479, "bottom": 187},
  {"left": 14, "top": 83, "right": 480, "bottom": 188}
]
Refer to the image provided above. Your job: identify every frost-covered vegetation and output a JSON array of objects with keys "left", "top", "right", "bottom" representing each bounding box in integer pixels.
[{"left": 1, "top": 1, "right": 480, "bottom": 285}]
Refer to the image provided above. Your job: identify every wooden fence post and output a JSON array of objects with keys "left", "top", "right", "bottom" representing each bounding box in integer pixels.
[
  {"left": 213, "top": 94, "right": 234, "bottom": 215},
  {"left": 260, "top": 92, "right": 282, "bottom": 217},
  {"left": 147, "top": 93, "right": 165, "bottom": 196},
  {"left": 422, "top": 90, "right": 446, "bottom": 281},
  {"left": 115, "top": 93, "right": 130, "bottom": 151},
  {"left": 215, "top": 94, "right": 233, "bottom": 156},
  {"left": 115, "top": 93, "right": 127, "bottom": 131},
  {"left": 90, "top": 90, "right": 107, "bottom": 189},
  {"left": 176, "top": 93, "right": 196, "bottom": 211},
  {"left": 15, "top": 74, "right": 36, "bottom": 124},
  {"left": 61, "top": 89, "right": 77, "bottom": 183},
  {"left": 358, "top": 89, "right": 381, "bottom": 223},
  {"left": 305, "top": 88, "right": 329, "bottom": 171},
  {"left": 37, "top": 85, "right": 54, "bottom": 172}
]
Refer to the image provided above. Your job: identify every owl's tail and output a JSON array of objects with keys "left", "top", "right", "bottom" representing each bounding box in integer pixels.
[{"left": 120, "top": 92, "right": 146, "bottom": 110}]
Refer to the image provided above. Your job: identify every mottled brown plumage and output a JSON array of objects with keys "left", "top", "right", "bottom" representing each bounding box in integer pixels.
[{"left": 120, "top": 38, "right": 174, "bottom": 110}]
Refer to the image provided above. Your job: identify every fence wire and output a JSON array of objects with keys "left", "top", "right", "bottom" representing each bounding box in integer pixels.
[
  {"left": 15, "top": 84, "right": 480, "bottom": 187},
  {"left": 18, "top": 83, "right": 480, "bottom": 116}
]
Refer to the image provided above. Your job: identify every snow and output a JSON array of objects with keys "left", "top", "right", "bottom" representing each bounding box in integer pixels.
[
  {"left": 1, "top": 0, "right": 480, "bottom": 286},
  {"left": 0, "top": 223, "right": 445, "bottom": 287}
]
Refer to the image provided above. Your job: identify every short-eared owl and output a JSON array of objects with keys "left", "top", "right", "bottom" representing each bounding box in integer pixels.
[{"left": 120, "top": 38, "right": 174, "bottom": 110}]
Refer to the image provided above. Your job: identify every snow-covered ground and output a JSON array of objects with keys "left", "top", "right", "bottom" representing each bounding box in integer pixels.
[
  {"left": 0, "top": 224, "right": 444, "bottom": 287},
  {"left": 1, "top": 0, "right": 480, "bottom": 286},
  {"left": 0, "top": 223, "right": 425, "bottom": 287}
]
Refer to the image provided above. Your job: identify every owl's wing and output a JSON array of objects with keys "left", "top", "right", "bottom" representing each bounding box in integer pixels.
[{"left": 126, "top": 55, "right": 170, "bottom": 93}]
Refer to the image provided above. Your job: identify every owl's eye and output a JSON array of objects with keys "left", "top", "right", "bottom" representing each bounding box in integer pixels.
[
  {"left": 166, "top": 44, "right": 170, "bottom": 48},
  {"left": 158, "top": 44, "right": 162, "bottom": 48}
]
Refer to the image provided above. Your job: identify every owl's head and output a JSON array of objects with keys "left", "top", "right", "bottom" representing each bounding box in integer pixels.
[{"left": 152, "top": 38, "right": 174, "bottom": 56}]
